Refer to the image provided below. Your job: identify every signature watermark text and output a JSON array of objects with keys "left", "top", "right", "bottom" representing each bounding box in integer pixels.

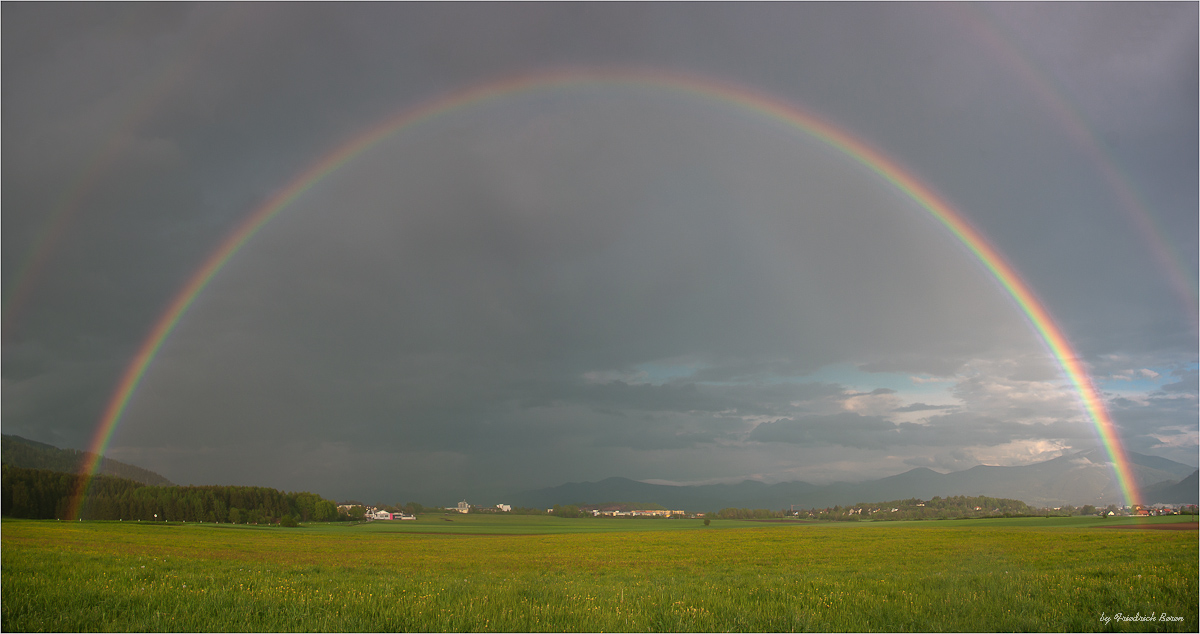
[{"left": 1100, "top": 612, "right": 1184, "bottom": 625}]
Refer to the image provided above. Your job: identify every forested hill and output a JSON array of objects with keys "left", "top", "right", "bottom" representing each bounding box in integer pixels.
[
  {"left": 1, "top": 465, "right": 341, "bottom": 523},
  {"left": 711, "top": 495, "right": 1037, "bottom": 521},
  {"left": 1, "top": 434, "right": 174, "bottom": 487}
]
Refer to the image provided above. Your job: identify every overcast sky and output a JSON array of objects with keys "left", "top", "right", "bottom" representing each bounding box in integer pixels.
[{"left": 3, "top": 3, "right": 1196, "bottom": 506}]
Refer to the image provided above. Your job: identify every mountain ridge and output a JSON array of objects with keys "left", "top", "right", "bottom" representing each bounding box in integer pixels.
[
  {"left": 510, "top": 450, "right": 1197, "bottom": 511},
  {"left": 1, "top": 434, "right": 174, "bottom": 487}
]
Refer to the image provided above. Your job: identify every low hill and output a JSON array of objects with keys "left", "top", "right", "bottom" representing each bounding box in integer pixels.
[{"left": 1, "top": 434, "right": 173, "bottom": 487}]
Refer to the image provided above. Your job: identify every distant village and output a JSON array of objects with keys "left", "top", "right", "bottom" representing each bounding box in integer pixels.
[
  {"left": 337, "top": 497, "right": 1196, "bottom": 522},
  {"left": 337, "top": 500, "right": 694, "bottom": 520},
  {"left": 784, "top": 502, "right": 1193, "bottom": 521}
]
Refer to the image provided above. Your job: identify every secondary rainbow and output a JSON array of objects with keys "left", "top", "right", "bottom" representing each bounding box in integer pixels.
[
  {"left": 69, "top": 68, "right": 1141, "bottom": 519},
  {"left": 951, "top": 3, "right": 1197, "bottom": 326},
  {"left": 2, "top": 6, "right": 252, "bottom": 342}
]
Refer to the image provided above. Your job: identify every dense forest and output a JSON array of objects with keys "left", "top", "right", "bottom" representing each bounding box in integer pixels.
[
  {"left": 1, "top": 465, "right": 340, "bottom": 523},
  {"left": 1, "top": 434, "right": 174, "bottom": 487},
  {"left": 799, "top": 495, "right": 1038, "bottom": 521}
]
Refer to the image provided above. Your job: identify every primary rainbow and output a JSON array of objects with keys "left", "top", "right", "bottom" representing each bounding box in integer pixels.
[{"left": 69, "top": 68, "right": 1140, "bottom": 518}]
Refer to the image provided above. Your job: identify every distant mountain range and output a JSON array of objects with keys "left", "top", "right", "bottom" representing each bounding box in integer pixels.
[
  {"left": 4, "top": 433, "right": 1191, "bottom": 511},
  {"left": 511, "top": 449, "right": 1198, "bottom": 511},
  {"left": 1, "top": 434, "right": 174, "bottom": 487}
]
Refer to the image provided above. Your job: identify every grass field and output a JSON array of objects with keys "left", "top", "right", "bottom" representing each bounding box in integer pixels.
[{"left": 3, "top": 515, "right": 1196, "bottom": 632}]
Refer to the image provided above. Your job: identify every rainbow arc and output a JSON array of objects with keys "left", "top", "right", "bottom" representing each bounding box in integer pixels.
[{"left": 68, "top": 68, "right": 1140, "bottom": 519}]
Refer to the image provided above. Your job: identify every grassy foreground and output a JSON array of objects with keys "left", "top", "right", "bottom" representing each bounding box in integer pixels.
[{"left": 2, "top": 516, "right": 1196, "bottom": 632}]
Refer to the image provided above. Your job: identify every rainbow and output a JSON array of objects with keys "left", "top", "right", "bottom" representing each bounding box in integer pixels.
[{"left": 68, "top": 68, "right": 1140, "bottom": 519}]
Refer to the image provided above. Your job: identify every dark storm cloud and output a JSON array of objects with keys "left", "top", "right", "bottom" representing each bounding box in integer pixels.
[
  {"left": 588, "top": 412, "right": 730, "bottom": 451},
  {"left": 562, "top": 382, "right": 734, "bottom": 416},
  {"left": 748, "top": 414, "right": 902, "bottom": 450},
  {"left": 1161, "top": 369, "right": 1199, "bottom": 394},
  {"left": 4, "top": 3, "right": 1195, "bottom": 503},
  {"left": 688, "top": 360, "right": 825, "bottom": 383},
  {"left": 857, "top": 356, "right": 969, "bottom": 377},
  {"left": 893, "top": 403, "right": 955, "bottom": 413}
]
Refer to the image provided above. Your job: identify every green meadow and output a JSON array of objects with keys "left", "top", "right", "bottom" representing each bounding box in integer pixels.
[{"left": 2, "top": 515, "right": 1195, "bottom": 632}]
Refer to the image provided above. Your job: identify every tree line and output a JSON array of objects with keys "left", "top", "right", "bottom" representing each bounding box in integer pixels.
[
  {"left": 793, "top": 495, "right": 1038, "bottom": 521},
  {"left": 709, "top": 495, "right": 1045, "bottom": 521},
  {"left": 1, "top": 465, "right": 341, "bottom": 524}
]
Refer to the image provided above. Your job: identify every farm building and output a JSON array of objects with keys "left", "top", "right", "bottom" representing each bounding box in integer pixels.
[{"left": 369, "top": 510, "right": 415, "bottom": 520}]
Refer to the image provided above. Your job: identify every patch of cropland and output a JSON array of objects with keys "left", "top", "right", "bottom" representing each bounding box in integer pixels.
[{"left": 2, "top": 516, "right": 1195, "bottom": 632}]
